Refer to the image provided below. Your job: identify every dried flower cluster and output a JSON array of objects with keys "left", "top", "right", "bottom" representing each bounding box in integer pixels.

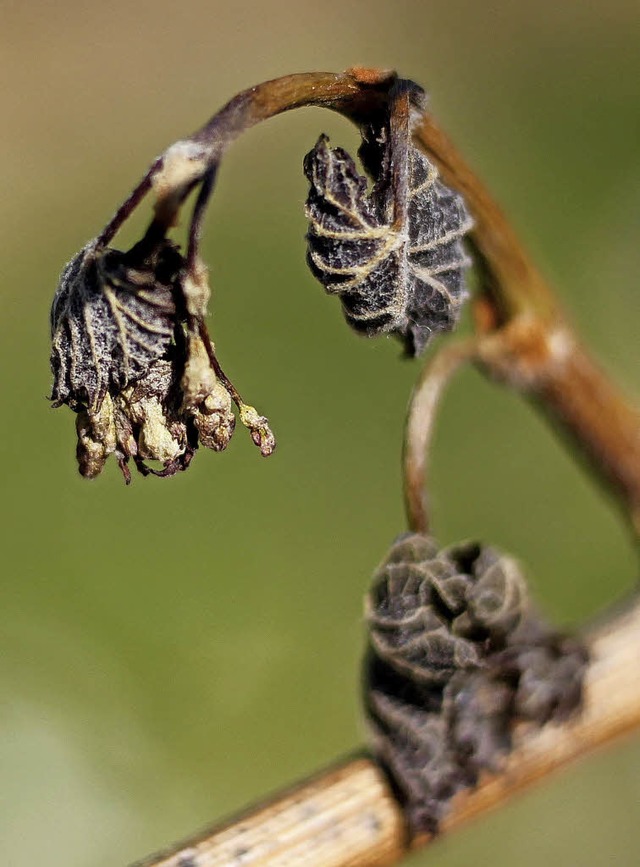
[
  {"left": 50, "top": 231, "right": 274, "bottom": 483},
  {"left": 364, "top": 533, "right": 588, "bottom": 834}
]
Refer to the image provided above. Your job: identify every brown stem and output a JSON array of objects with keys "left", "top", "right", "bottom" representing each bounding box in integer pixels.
[
  {"left": 97, "top": 158, "right": 162, "bottom": 248},
  {"left": 413, "top": 113, "right": 640, "bottom": 534},
  {"left": 475, "top": 318, "right": 640, "bottom": 535},
  {"left": 404, "top": 339, "right": 479, "bottom": 534},
  {"left": 186, "top": 166, "right": 218, "bottom": 270},
  {"left": 97, "top": 68, "right": 399, "bottom": 246},
  {"left": 413, "top": 115, "right": 557, "bottom": 324},
  {"left": 131, "top": 597, "right": 640, "bottom": 867},
  {"left": 190, "top": 68, "right": 397, "bottom": 149},
  {"left": 196, "top": 318, "right": 246, "bottom": 410}
]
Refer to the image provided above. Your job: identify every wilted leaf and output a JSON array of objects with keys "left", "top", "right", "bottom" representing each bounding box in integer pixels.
[
  {"left": 304, "top": 128, "right": 473, "bottom": 355},
  {"left": 364, "top": 533, "right": 588, "bottom": 834},
  {"left": 50, "top": 237, "right": 182, "bottom": 411}
]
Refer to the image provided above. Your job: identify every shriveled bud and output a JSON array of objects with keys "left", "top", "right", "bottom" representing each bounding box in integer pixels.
[
  {"left": 117, "top": 358, "right": 190, "bottom": 471},
  {"left": 75, "top": 394, "right": 118, "bottom": 479},
  {"left": 181, "top": 332, "right": 236, "bottom": 452},
  {"left": 239, "top": 404, "right": 276, "bottom": 457},
  {"left": 181, "top": 331, "right": 218, "bottom": 407},
  {"left": 193, "top": 392, "right": 236, "bottom": 452},
  {"left": 72, "top": 356, "right": 188, "bottom": 482}
]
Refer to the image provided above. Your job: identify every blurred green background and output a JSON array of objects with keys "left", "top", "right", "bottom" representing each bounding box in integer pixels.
[{"left": 1, "top": 1, "right": 639, "bottom": 865}]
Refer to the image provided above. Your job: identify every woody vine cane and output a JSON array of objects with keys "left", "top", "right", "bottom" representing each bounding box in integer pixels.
[{"left": 48, "top": 69, "right": 640, "bottom": 864}]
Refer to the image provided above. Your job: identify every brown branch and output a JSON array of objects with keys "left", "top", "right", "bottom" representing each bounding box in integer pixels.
[
  {"left": 132, "top": 598, "right": 640, "bottom": 867},
  {"left": 403, "top": 338, "right": 480, "bottom": 534},
  {"left": 98, "top": 68, "right": 398, "bottom": 246},
  {"left": 403, "top": 320, "right": 640, "bottom": 538},
  {"left": 132, "top": 758, "right": 405, "bottom": 867},
  {"left": 474, "top": 318, "right": 640, "bottom": 536},
  {"left": 413, "top": 114, "right": 640, "bottom": 534},
  {"left": 413, "top": 115, "right": 557, "bottom": 324}
]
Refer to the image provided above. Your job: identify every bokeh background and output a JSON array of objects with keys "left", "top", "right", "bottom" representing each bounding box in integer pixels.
[{"left": 1, "top": 1, "right": 639, "bottom": 865}]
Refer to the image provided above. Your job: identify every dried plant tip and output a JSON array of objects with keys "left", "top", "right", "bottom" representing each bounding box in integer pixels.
[
  {"left": 181, "top": 331, "right": 220, "bottom": 408},
  {"left": 50, "top": 227, "right": 276, "bottom": 479},
  {"left": 364, "top": 533, "right": 588, "bottom": 835},
  {"left": 75, "top": 357, "right": 192, "bottom": 482},
  {"left": 119, "top": 359, "right": 189, "bottom": 465},
  {"left": 181, "top": 333, "right": 237, "bottom": 452},
  {"left": 75, "top": 394, "right": 117, "bottom": 479},
  {"left": 239, "top": 404, "right": 276, "bottom": 456},
  {"left": 181, "top": 328, "right": 275, "bottom": 456},
  {"left": 193, "top": 391, "right": 236, "bottom": 451},
  {"left": 181, "top": 256, "right": 211, "bottom": 320},
  {"left": 304, "top": 88, "right": 473, "bottom": 355},
  {"left": 66, "top": 329, "right": 259, "bottom": 482}
]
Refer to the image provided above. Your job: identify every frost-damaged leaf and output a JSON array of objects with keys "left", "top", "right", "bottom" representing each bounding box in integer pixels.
[
  {"left": 50, "top": 237, "right": 183, "bottom": 410},
  {"left": 304, "top": 92, "right": 474, "bottom": 355},
  {"left": 364, "top": 533, "right": 589, "bottom": 835},
  {"left": 50, "top": 229, "right": 274, "bottom": 482}
]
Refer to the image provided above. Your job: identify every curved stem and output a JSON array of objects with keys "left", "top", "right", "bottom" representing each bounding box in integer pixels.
[
  {"left": 96, "top": 68, "right": 399, "bottom": 249},
  {"left": 97, "top": 158, "right": 162, "bottom": 248},
  {"left": 187, "top": 166, "right": 218, "bottom": 270},
  {"left": 404, "top": 339, "right": 479, "bottom": 533},
  {"left": 412, "top": 111, "right": 640, "bottom": 536},
  {"left": 196, "top": 318, "right": 245, "bottom": 409},
  {"left": 189, "top": 68, "right": 397, "bottom": 152},
  {"left": 412, "top": 115, "right": 557, "bottom": 325}
]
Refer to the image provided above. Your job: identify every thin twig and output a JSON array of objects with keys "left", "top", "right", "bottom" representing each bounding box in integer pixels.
[
  {"left": 96, "top": 68, "right": 398, "bottom": 248},
  {"left": 197, "top": 319, "right": 246, "bottom": 410},
  {"left": 132, "top": 597, "right": 640, "bottom": 867},
  {"left": 187, "top": 166, "right": 218, "bottom": 270},
  {"left": 403, "top": 338, "right": 479, "bottom": 533},
  {"left": 412, "top": 114, "right": 640, "bottom": 534},
  {"left": 413, "top": 116, "right": 557, "bottom": 324},
  {"left": 98, "top": 159, "right": 162, "bottom": 248}
]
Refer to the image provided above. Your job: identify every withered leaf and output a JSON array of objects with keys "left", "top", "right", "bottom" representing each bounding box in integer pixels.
[
  {"left": 50, "top": 237, "right": 183, "bottom": 411},
  {"left": 364, "top": 533, "right": 588, "bottom": 835},
  {"left": 304, "top": 126, "right": 473, "bottom": 355}
]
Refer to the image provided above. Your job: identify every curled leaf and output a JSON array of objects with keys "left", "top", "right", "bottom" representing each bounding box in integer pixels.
[
  {"left": 364, "top": 533, "right": 588, "bottom": 834},
  {"left": 50, "top": 237, "right": 182, "bottom": 411},
  {"left": 304, "top": 90, "right": 473, "bottom": 355}
]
